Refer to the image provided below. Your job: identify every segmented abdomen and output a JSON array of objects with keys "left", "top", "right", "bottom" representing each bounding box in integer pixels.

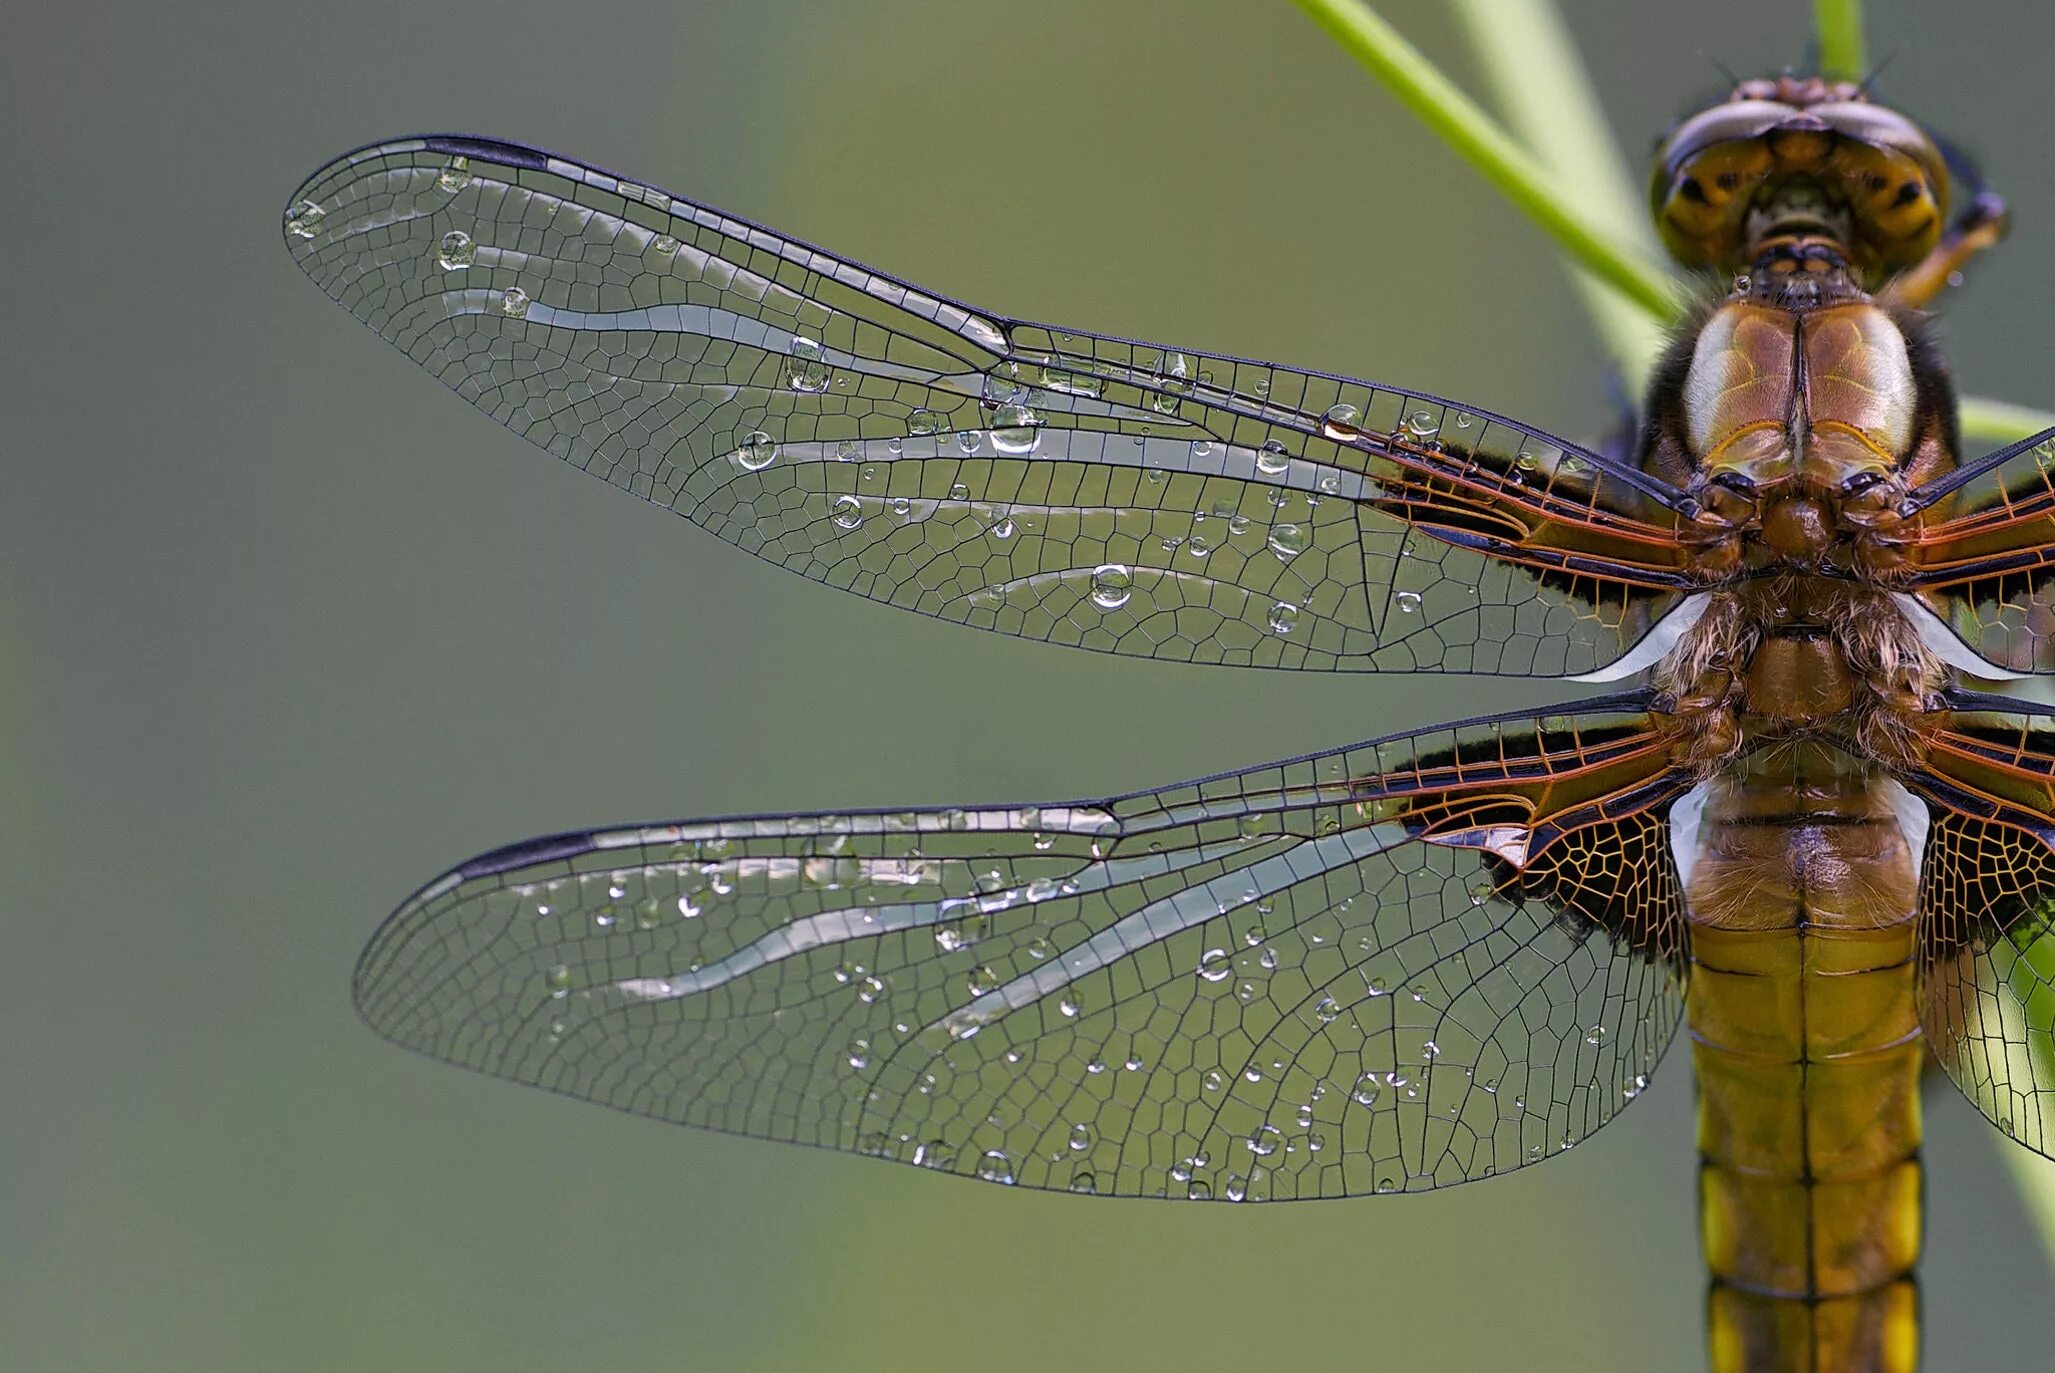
[{"left": 1676, "top": 761, "right": 1925, "bottom": 1372}]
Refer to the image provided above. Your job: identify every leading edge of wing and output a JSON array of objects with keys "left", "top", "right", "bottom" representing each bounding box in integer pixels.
[
  {"left": 288, "top": 131, "right": 1659, "bottom": 499},
  {"left": 411, "top": 688, "right": 1661, "bottom": 896}
]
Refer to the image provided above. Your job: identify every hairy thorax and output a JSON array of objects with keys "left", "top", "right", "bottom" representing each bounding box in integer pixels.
[
  {"left": 1656, "top": 578, "right": 1946, "bottom": 776},
  {"left": 1642, "top": 256, "right": 1957, "bottom": 777}
]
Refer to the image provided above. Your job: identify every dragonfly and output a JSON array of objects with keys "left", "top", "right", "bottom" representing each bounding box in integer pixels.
[{"left": 284, "top": 74, "right": 2055, "bottom": 1373}]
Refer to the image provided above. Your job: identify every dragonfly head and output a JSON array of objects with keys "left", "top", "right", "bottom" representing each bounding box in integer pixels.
[{"left": 1651, "top": 76, "right": 1950, "bottom": 280}]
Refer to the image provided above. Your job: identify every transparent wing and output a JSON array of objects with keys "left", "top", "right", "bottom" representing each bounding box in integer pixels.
[
  {"left": 1909, "top": 696, "right": 2055, "bottom": 1159},
  {"left": 355, "top": 698, "right": 1690, "bottom": 1199},
  {"left": 1905, "top": 426, "right": 2055, "bottom": 672},
  {"left": 284, "top": 135, "right": 1695, "bottom": 679}
]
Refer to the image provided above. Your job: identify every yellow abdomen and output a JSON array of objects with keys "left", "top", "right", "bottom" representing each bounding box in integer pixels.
[{"left": 1678, "top": 752, "right": 1925, "bottom": 1372}]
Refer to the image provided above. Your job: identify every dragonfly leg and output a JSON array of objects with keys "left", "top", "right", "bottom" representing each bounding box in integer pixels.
[{"left": 1877, "top": 191, "right": 2008, "bottom": 311}]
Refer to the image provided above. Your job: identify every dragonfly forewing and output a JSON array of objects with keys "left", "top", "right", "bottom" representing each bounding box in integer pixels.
[{"left": 285, "top": 135, "right": 1693, "bottom": 679}]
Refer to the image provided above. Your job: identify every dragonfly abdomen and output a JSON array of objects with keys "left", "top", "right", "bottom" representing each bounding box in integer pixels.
[{"left": 1673, "top": 757, "right": 1924, "bottom": 1373}]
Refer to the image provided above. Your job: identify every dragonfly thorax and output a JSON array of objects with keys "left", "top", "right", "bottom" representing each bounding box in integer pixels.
[
  {"left": 1663, "top": 288, "right": 1930, "bottom": 576},
  {"left": 1654, "top": 579, "right": 1946, "bottom": 776}
]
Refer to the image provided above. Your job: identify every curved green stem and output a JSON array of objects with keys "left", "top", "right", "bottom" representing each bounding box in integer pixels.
[
  {"left": 1813, "top": 0, "right": 1868, "bottom": 81},
  {"left": 1959, "top": 396, "right": 2055, "bottom": 448},
  {"left": 1446, "top": 0, "right": 1669, "bottom": 390},
  {"left": 1290, "top": 0, "right": 1677, "bottom": 323}
]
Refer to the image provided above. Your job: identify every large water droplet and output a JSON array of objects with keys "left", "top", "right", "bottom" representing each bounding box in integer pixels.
[
  {"left": 436, "top": 156, "right": 474, "bottom": 192},
  {"left": 1245, "top": 1124, "right": 1282, "bottom": 1157},
  {"left": 1267, "top": 601, "right": 1300, "bottom": 635},
  {"left": 830, "top": 495, "right": 864, "bottom": 530},
  {"left": 788, "top": 336, "right": 831, "bottom": 393},
  {"left": 982, "top": 362, "right": 1028, "bottom": 404},
  {"left": 1090, "top": 563, "right": 1133, "bottom": 611},
  {"left": 435, "top": 229, "right": 475, "bottom": 270},
  {"left": 977, "top": 1150, "right": 1016, "bottom": 1184},
  {"left": 989, "top": 403, "right": 1040, "bottom": 455},
  {"left": 498, "top": 286, "right": 530, "bottom": 318},
  {"left": 1255, "top": 440, "right": 1291, "bottom": 475},
  {"left": 935, "top": 913, "right": 987, "bottom": 951},
  {"left": 1197, "top": 948, "right": 1232, "bottom": 984},
  {"left": 735, "top": 430, "right": 778, "bottom": 471},
  {"left": 1266, "top": 523, "right": 1305, "bottom": 559},
  {"left": 1043, "top": 366, "right": 1103, "bottom": 398},
  {"left": 283, "top": 199, "right": 325, "bottom": 238}
]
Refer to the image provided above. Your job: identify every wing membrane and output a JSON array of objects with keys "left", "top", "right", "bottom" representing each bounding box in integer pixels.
[
  {"left": 355, "top": 698, "right": 1690, "bottom": 1199},
  {"left": 1907, "top": 694, "right": 2055, "bottom": 1160},
  {"left": 1905, "top": 427, "right": 2055, "bottom": 671},
  {"left": 285, "top": 135, "right": 1694, "bottom": 678}
]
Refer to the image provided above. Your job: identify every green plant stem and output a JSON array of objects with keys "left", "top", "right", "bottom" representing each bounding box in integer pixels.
[
  {"left": 1291, "top": 0, "right": 1677, "bottom": 324},
  {"left": 1813, "top": 0, "right": 1868, "bottom": 81},
  {"left": 1447, "top": 0, "right": 1669, "bottom": 392},
  {"left": 1960, "top": 396, "right": 2055, "bottom": 447}
]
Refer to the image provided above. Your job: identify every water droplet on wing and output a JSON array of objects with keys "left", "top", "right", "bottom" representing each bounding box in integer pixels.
[
  {"left": 735, "top": 431, "right": 778, "bottom": 471},
  {"left": 283, "top": 199, "right": 325, "bottom": 238},
  {"left": 435, "top": 229, "right": 475, "bottom": 270},
  {"left": 1090, "top": 564, "right": 1133, "bottom": 611}
]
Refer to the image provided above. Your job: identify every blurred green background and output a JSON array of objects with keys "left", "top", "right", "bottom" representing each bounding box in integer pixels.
[{"left": 7, "top": 1, "right": 2055, "bottom": 1369}]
